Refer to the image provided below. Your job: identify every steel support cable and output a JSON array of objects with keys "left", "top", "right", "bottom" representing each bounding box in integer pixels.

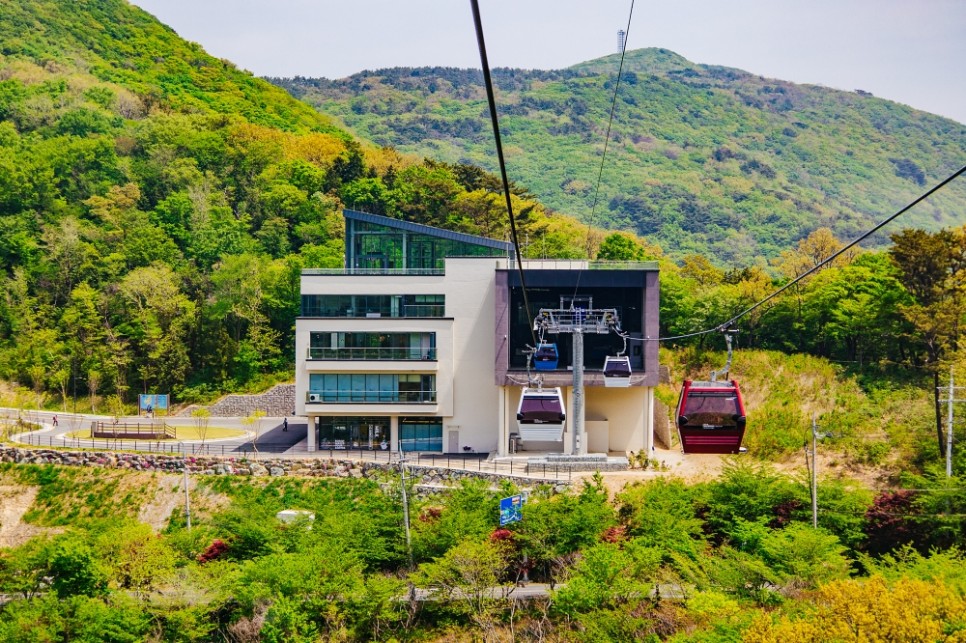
[
  {"left": 470, "top": 0, "right": 538, "bottom": 348},
  {"left": 589, "top": 0, "right": 636, "bottom": 228},
  {"left": 643, "top": 163, "right": 966, "bottom": 342},
  {"left": 573, "top": 0, "right": 636, "bottom": 302}
]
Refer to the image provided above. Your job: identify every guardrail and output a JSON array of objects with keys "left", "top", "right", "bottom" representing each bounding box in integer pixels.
[
  {"left": 9, "top": 432, "right": 575, "bottom": 481},
  {"left": 91, "top": 421, "right": 176, "bottom": 440}
]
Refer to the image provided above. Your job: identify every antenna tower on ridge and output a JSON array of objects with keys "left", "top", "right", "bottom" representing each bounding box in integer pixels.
[{"left": 617, "top": 29, "right": 626, "bottom": 53}]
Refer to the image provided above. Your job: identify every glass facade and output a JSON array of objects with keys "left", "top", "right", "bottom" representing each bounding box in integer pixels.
[
  {"left": 317, "top": 416, "right": 390, "bottom": 450},
  {"left": 347, "top": 216, "right": 508, "bottom": 271},
  {"left": 308, "top": 373, "right": 436, "bottom": 404},
  {"left": 399, "top": 417, "right": 443, "bottom": 452},
  {"left": 308, "top": 332, "right": 436, "bottom": 360},
  {"left": 301, "top": 294, "right": 445, "bottom": 318}
]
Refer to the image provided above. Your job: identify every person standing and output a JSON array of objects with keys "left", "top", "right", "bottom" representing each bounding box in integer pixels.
[{"left": 282, "top": 418, "right": 288, "bottom": 431}]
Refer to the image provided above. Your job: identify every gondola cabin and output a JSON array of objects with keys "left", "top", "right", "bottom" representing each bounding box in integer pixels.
[
  {"left": 676, "top": 379, "right": 746, "bottom": 454},
  {"left": 516, "top": 387, "right": 566, "bottom": 441},
  {"left": 533, "top": 343, "right": 559, "bottom": 370},
  {"left": 602, "top": 356, "right": 632, "bottom": 387}
]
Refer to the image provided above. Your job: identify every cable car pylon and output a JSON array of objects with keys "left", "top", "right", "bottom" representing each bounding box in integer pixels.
[{"left": 529, "top": 297, "right": 622, "bottom": 455}]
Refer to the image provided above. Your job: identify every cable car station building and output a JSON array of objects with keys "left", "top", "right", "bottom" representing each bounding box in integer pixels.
[{"left": 294, "top": 210, "right": 660, "bottom": 457}]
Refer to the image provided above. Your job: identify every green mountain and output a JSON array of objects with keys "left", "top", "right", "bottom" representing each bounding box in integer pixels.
[
  {"left": 0, "top": 0, "right": 343, "bottom": 133},
  {"left": 276, "top": 48, "right": 966, "bottom": 262},
  {"left": 0, "top": 0, "right": 598, "bottom": 403}
]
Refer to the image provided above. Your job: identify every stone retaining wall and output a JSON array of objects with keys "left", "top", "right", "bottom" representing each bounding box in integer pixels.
[
  {"left": 176, "top": 384, "right": 296, "bottom": 418},
  {"left": 0, "top": 446, "right": 570, "bottom": 492}
]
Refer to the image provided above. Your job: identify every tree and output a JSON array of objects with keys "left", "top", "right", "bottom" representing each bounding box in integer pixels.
[
  {"left": 596, "top": 231, "right": 657, "bottom": 261},
  {"left": 890, "top": 226, "right": 966, "bottom": 456},
  {"left": 413, "top": 538, "right": 511, "bottom": 631},
  {"left": 46, "top": 535, "right": 108, "bottom": 598},
  {"left": 743, "top": 577, "right": 966, "bottom": 642},
  {"left": 192, "top": 406, "right": 212, "bottom": 448}
]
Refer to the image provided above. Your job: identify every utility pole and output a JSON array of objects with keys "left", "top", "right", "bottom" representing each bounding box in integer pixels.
[
  {"left": 938, "top": 367, "right": 966, "bottom": 479},
  {"left": 811, "top": 414, "right": 819, "bottom": 528},
  {"left": 179, "top": 440, "right": 192, "bottom": 531},
  {"left": 184, "top": 457, "right": 192, "bottom": 531},
  {"left": 949, "top": 368, "right": 955, "bottom": 478},
  {"left": 398, "top": 446, "right": 414, "bottom": 568}
]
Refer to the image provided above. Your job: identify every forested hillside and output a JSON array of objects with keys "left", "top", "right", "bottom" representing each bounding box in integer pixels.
[
  {"left": 277, "top": 48, "right": 966, "bottom": 262},
  {"left": 0, "top": 0, "right": 601, "bottom": 407},
  {"left": 2, "top": 459, "right": 966, "bottom": 641},
  {"left": 0, "top": 0, "right": 963, "bottom": 444}
]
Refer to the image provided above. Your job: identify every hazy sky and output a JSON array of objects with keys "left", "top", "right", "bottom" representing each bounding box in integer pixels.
[{"left": 131, "top": 0, "right": 966, "bottom": 124}]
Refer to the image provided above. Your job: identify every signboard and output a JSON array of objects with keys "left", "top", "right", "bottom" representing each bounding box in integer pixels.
[
  {"left": 499, "top": 494, "right": 523, "bottom": 526},
  {"left": 139, "top": 394, "right": 169, "bottom": 414}
]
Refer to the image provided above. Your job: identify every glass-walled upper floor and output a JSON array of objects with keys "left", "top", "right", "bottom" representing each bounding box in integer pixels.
[
  {"left": 301, "top": 294, "right": 445, "bottom": 318},
  {"left": 345, "top": 210, "right": 510, "bottom": 271}
]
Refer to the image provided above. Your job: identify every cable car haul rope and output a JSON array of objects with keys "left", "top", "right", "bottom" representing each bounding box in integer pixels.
[{"left": 469, "top": 0, "right": 965, "bottom": 455}]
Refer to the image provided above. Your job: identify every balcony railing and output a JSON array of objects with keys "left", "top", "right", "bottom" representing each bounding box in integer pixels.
[
  {"left": 302, "top": 268, "right": 445, "bottom": 276},
  {"left": 306, "top": 390, "right": 437, "bottom": 404},
  {"left": 302, "top": 305, "right": 446, "bottom": 318},
  {"left": 308, "top": 347, "right": 437, "bottom": 361}
]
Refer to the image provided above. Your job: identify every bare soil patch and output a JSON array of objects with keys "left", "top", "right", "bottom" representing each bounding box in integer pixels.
[
  {"left": 577, "top": 446, "right": 889, "bottom": 498},
  {"left": 0, "top": 484, "right": 61, "bottom": 548}
]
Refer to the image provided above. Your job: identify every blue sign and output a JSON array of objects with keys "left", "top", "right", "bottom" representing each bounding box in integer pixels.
[
  {"left": 499, "top": 494, "right": 523, "bottom": 526},
  {"left": 139, "top": 394, "right": 169, "bottom": 412}
]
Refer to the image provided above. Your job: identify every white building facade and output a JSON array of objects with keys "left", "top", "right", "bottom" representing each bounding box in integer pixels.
[{"left": 294, "top": 210, "right": 660, "bottom": 456}]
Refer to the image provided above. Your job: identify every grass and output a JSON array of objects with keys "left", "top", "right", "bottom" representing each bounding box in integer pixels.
[{"left": 658, "top": 346, "right": 934, "bottom": 468}]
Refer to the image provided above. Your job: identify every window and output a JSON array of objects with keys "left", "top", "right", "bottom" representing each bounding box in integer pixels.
[
  {"left": 399, "top": 417, "right": 443, "bottom": 452},
  {"left": 317, "top": 416, "right": 390, "bottom": 450},
  {"left": 301, "top": 294, "right": 445, "bottom": 318},
  {"left": 308, "top": 373, "right": 436, "bottom": 404},
  {"left": 308, "top": 332, "right": 436, "bottom": 360}
]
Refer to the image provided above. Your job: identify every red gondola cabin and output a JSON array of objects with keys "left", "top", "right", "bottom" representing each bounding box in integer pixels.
[{"left": 675, "top": 379, "right": 746, "bottom": 454}]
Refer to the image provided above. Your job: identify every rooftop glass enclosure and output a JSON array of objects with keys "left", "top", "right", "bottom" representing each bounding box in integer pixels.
[{"left": 344, "top": 209, "right": 511, "bottom": 272}]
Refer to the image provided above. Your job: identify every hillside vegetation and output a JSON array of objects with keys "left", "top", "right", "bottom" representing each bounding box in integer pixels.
[
  {"left": 0, "top": 0, "right": 607, "bottom": 406},
  {"left": 1, "top": 453, "right": 966, "bottom": 641},
  {"left": 277, "top": 48, "right": 966, "bottom": 262}
]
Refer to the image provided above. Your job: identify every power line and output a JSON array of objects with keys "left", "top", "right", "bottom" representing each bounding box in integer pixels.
[
  {"left": 588, "top": 1, "right": 636, "bottom": 231},
  {"left": 573, "top": 0, "right": 636, "bottom": 304},
  {"left": 643, "top": 163, "right": 966, "bottom": 342},
  {"left": 470, "top": 0, "right": 538, "bottom": 348}
]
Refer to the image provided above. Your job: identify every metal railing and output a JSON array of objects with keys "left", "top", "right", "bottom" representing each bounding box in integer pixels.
[
  {"left": 300, "top": 305, "right": 446, "bottom": 318},
  {"left": 7, "top": 432, "right": 575, "bottom": 481},
  {"left": 306, "top": 390, "right": 437, "bottom": 404},
  {"left": 308, "top": 347, "right": 437, "bottom": 361},
  {"left": 91, "top": 421, "right": 176, "bottom": 440},
  {"left": 302, "top": 268, "right": 445, "bottom": 276}
]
